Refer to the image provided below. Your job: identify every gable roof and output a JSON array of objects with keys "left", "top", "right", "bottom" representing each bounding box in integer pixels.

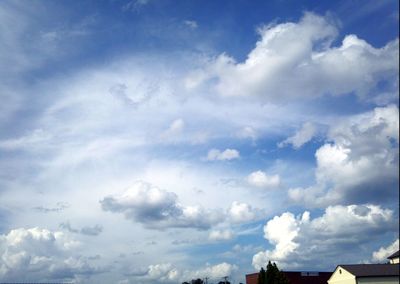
[
  {"left": 246, "top": 271, "right": 332, "bottom": 284},
  {"left": 340, "top": 264, "right": 399, "bottom": 277},
  {"left": 387, "top": 250, "right": 400, "bottom": 259}
]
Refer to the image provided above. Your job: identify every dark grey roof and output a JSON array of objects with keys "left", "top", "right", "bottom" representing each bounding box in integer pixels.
[
  {"left": 340, "top": 264, "right": 399, "bottom": 277},
  {"left": 387, "top": 250, "right": 400, "bottom": 259}
]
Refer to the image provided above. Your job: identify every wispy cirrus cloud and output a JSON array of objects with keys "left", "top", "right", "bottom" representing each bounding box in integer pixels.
[{"left": 0, "top": 2, "right": 398, "bottom": 283}]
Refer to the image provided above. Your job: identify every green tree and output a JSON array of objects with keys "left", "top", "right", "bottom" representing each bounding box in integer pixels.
[
  {"left": 259, "top": 261, "right": 290, "bottom": 284},
  {"left": 273, "top": 262, "right": 289, "bottom": 284},
  {"left": 258, "top": 267, "right": 266, "bottom": 284}
]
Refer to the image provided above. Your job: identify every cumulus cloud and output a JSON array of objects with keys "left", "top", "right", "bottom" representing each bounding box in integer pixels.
[
  {"left": 100, "top": 181, "right": 224, "bottom": 230},
  {"left": 209, "top": 229, "right": 234, "bottom": 241},
  {"left": 206, "top": 148, "right": 240, "bottom": 161},
  {"left": 252, "top": 204, "right": 396, "bottom": 270},
  {"left": 247, "top": 171, "right": 280, "bottom": 189},
  {"left": 228, "top": 201, "right": 259, "bottom": 223},
  {"left": 0, "top": 227, "right": 105, "bottom": 282},
  {"left": 372, "top": 239, "right": 399, "bottom": 262},
  {"left": 186, "top": 13, "right": 398, "bottom": 102},
  {"left": 147, "top": 263, "right": 180, "bottom": 282},
  {"left": 1, "top": 6, "right": 398, "bottom": 283},
  {"left": 189, "top": 262, "right": 237, "bottom": 280},
  {"left": 127, "top": 262, "right": 237, "bottom": 283},
  {"left": 289, "top": 105, "right": 399, "bottom": 207},
  {"left": 278, "top": 122, "right": 316, "bottom": 149}
]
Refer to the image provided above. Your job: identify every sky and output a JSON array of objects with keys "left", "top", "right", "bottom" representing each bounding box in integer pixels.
[{"left": 0, "top": 0, "right": 399, "bottom": 283}]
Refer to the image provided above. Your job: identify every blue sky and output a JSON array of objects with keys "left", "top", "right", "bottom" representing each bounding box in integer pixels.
[{"left": 0, "top": 0, "right": 399, "bottom": 283}]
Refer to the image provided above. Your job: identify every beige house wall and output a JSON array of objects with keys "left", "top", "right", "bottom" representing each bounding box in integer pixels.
[
  {"left": 328, "top": 266, "right": 356, "bottom": 284},
  {"left": 389, "top": 257, "right": 399, "bottom": 264}
]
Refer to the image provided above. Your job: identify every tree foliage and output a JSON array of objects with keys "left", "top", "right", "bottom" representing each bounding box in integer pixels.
[
  {"left": 258, "top": 267, "right": 266, "bottom": 284},
  {"left": 181, "top": 279, "right": 203, "bottom": 284},
  {"left": 258, "top": 261, "right": 290, "bottom": 284}
]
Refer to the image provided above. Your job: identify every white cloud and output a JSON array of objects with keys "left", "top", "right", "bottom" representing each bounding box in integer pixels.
[
  {"left": 0, "top": 129, "right": 53, "bottom": 150},
  {"left": 252, "top": 204, "right": 396, "bottom": 270},
  {"left": 0, "top": 6, "right": 398, "bottom": 283},
  {"left": 253, "top": 212, "right": 302, "bottom": 268},
  {"left": 278, "top": 122, "right": 316, "bottom": 149},
  {"left": 168, "top": 119, "right": 185, "bottom": 133},
  {"left": 228, "top": 201, "right": 258, "bottom": 223},
  {"left": 122, "top": 0, "right": 150, "bottom": 12},
  {"left": 247, "top": 171, "right": 280, "bottom": 189},
  {"left": 184, "top": 20, "right": 198, "bottom": 29},
  {"left": 372, "top": 239, "right": 399, "bottom": 262},
  {"left": 187, "top": 262, "right": 238, "bottom": 281},
  {"left": 186, "top": 13, "right": 398, "bottom": 102},
  {"left": 161, "top": 118, "right": 185, "bottom": 140},
  {"left": 209, "top": 229, "right": 234, "bottom": 241},
  {"left": 0, "top": 2, "right": 42, "bottom": 75},
  {"left": 0, "top": 227, "right": 104, "bottom": 282},
  {"left": 232, "top": 244, "right": 264, "bottom": 255},
  {"left": 236, "top": 126, "right": 257, "bottom": 141},
  {"left": 289, "top": 105, "right": 399, "bottom": 207},
  {"left": 129, "top": 262, "right": 237, "bottom": 283},
  {"left": 59, "top": 222, "right": 103, "bottom": 236},
  {"left": 146, "top": 263, "right": 180, "bottom": 282},
  {"left": 0, "top": 1, "right": 94, "bottom": 82},
  {"left": 100, "top": 181, "right": 224, "bottom": 230},
  {"left": 206, "top": 148, "right": 240, "bottom": 161},
  {"left": 159, "top": 118, "right": 193, "bottom": 144},
  {"left": 80, "top": 225, "right": 103, "bottom": 236}
]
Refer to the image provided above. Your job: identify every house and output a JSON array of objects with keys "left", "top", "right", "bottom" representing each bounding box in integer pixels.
[
  {"left": 387, "top": 250, "right": 399, "bottom": 264},
  {"left": 245, "top": 271, "right": 332, "bottom": 284},
  {"left": 328, "top": 250, "right": 400, "bottom": 284},
  {"left": 327, "top": 263, "right": 399, "bottom": 284}
]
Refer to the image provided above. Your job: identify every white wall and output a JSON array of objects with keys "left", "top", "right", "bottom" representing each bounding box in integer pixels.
[{"left": 328, "top": 267, "right": 356, "bottom": 284}]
